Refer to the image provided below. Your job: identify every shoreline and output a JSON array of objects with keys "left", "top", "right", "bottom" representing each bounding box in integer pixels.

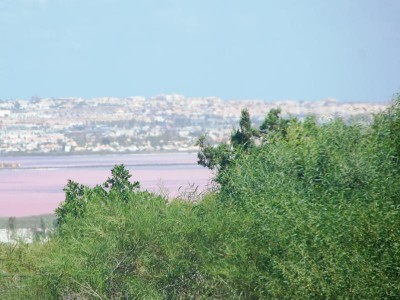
[
  {"left": 0, "top": 149, "right": 199, "bottom": 157},
  {"left": 0, "top": 162, "right": 199, "bottom": 171}
]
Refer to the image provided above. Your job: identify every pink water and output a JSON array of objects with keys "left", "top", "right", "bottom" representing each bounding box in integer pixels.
[{"left": 0, "top": 153, "right": 213, "bottom": 217}]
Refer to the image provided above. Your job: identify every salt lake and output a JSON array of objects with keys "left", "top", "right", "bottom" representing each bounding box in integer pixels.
[{"left": 0, "top": 153, "right": 213, "bottom": 217}]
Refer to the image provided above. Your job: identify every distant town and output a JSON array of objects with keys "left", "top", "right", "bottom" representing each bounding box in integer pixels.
[{"left": 0, "top": 95, "right": 388, "bottom": 155}]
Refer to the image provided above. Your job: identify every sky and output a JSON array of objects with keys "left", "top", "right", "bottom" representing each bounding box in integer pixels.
[{"left": 0, "top": 0, "right": 399, "bottom": 102}]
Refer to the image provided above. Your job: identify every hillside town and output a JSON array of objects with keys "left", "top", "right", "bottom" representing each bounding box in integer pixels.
[{"left": 0, "top": 95, "right": 388, "bottom": 155}]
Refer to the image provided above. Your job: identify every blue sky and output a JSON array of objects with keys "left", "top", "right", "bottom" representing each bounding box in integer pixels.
[{"left": 0, "top": 0, "right": 399, "bottom": 102}]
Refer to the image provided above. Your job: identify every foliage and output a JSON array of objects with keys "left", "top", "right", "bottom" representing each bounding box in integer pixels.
[
  {"left": 2, "top": 96, "right": 400, "bottom": 299},
  {"left": 216, "top": 115, "right": 400, "bottom": 298},
  {"left": 196, "top": 107, "right": 289, "bottom": 183},
  {"left": 259, "top": 107, "right": 291, "bottom": 136},
  {"left": 103, "top": 164, "right": 140, "bottom": 202},
  {"left": 230, "top": 108, "right": 257, "bottom": 149},
  {"left": 55, "top": 164, "right": 140, "bottom": 228},
  {"left": 374, "top": 93, "right": 400, "bottom": 165},
  {"left": 55, "top": 180, "right": 88, "bottom": 227},
  {"left": 196, "top": 135, "right": 232, "bottom": 172}
]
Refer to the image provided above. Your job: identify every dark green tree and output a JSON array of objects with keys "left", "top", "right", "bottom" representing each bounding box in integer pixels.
[
  {"left": 197, "top": 107, "right": 291, "bottom": 178},
  {"left": 198, "top": 108, "right": 294, "bottom": 184},
  {"left": 196, "top": 135, "right": 232, "bottom": 172},
  {"left": 55, "top": 164, "right": 140, "bottom": 228},
  {"left": 231, "top": 108, "right": 257, "bottom": 150},
  {"left": 55, "top": 180, "right": 89, "bottom": 227},
  {"left": 103, "top": 164, "right": 140, "bottom": 203},
  {"left": 260, "top": 107, "right": 290, "bottom": 136},
  {"left": 196, "top": 108, "right": 257, "bottom": 176}
]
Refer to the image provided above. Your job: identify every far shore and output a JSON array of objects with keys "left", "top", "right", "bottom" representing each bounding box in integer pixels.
[{"left": 0, "top": 149, "right": 199, "bottom": 157}]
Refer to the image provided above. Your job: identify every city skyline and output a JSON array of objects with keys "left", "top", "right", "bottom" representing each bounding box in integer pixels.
[{"left": 0, "top": 95, "right": 387, "bottom": 155}]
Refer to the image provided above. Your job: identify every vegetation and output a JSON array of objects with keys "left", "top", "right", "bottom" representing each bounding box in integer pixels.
[{"left": 1, "top": 95, "right": 400, "bottom": 299}]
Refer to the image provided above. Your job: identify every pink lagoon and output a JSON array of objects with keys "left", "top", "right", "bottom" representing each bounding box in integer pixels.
[{"left": 0, "top": 153, "right": 213, "bottom": 217}]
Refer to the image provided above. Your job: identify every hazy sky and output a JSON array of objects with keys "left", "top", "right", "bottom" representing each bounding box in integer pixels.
[{"left": 1, "top": 0, "right": 399, "bottom": 102}]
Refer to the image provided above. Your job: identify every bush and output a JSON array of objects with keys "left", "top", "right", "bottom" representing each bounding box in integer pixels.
[{"left": 55, "top": 164, "right": 140, "bottom": 228}]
